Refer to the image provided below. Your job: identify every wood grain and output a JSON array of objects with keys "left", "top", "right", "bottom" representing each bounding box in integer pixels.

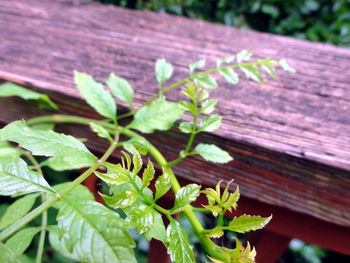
[{"left": 0, "top": 0, "right": 350, "bottom": 230}]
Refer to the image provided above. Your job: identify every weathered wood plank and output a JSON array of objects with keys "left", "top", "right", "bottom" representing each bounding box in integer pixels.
[{"left": 0, "top": 0, "right": 350, "bottom": 230}]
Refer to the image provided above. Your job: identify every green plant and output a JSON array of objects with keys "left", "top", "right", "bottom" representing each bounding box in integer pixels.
[{"left": 0, "top": 51, "right": 294, "bottom": 263}]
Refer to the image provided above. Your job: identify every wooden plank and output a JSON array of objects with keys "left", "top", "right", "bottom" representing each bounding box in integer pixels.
[{"left": 0, "top": 0, "right": 350, "bottom": 230}]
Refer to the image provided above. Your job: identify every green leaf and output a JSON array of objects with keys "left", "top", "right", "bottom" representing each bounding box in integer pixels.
[
  {"left": 239, "top": 65, "right": 263, "bottom": 83},
  {"left": 179, "top": 122, "right": 192, "bottom": 134},
  {"left": 48, "top": 226, "right": 78, "bottom": 261},
  {"left": 106, "top": 73, "right": 134, "bottom": 107},
  {"left": 260, "top": 60, "right": 276, "bottom": 78},
  {"left": 0, "top": 141, "right": 23, "bottom": 158},
  {"left": 74, "top": 71, "right": 116, "bottom": 121},
  {"left": 193, "top": 75, "right": 217, "bottom": 89},
  {"left": 0, "top": 194, "right": 38, "bottom": 230},
  {"left": 56, "top": 200, "right": 136, "bottom": 263},
  {"left": 155, "top": 170, "right": 171, "bottom": 201},
  {"left": 178, "top": 101, "right": 196, "bottom": 114},
  {"left": 129, "top": 98, "right": 184, "bottom": 133},
  {"left": 223, "top": 187, "right": 240, "bottom": 212},
  {"left": 0, "top": 241, "right": 23, "bottom": 263},
  {"left": 0, "top": 157, "right": 54, "bottom": 196},
  {"left": 279, "top": 59, "right": 296, "bottom": 73},
  {"left": 166, "top": 220, "right": 196, "bottom": 263},
  {"left": 181, "top": 82, "right": 197, "bottom": 101},
  {"left": 194, "top": 144, "right": 233, "bottom": 163},
  {"left": 172, "top": 184, "right": 201, "bottom": 211},
  {"left": 202, "top": 204, "right": 222, "bottom": 217},
  {"left": 52, "top": 183, "right": 94, "bottom": 208},
  {"left": 122, "top": 137, "right": 149, "bottom": 155},
  {"left": 127, "top": 205, "right": 154, "bottom": 234},
  {"left": 95, "top": 169, "right": 130, "bottom": 186},
  {"left": 0, "top": 82, "right": 58, "bottom": 110},
  {"left": 217, "top": 56, "right": 235, "bottom": 67},
  {"left": 89, "top": 123, "right": 113, "bottom": 142},
  {"left": 189, "top": 59, "right": 205, "bottom": 74},
  {"left": 198, "top": 115, "right": 222, "bottom": 132},
  {"left": 200, "top": 99, "right": 217, "bottom": 114},
  {"left": 204, "top": 227, "right": 224, "bottom": 238},
  {"left": 236, "top": 50, "right": 253, "bottom": 63},
  {"left": 227, "top": 215, "right": 272, "bottom": 233},
  {"left": 142, "top": 160, "right": 155, "bottom": 189},
  {"left": 5, "top": 227, "right": 40, "bottom": 256},
  {"left": 0, "top": 121, "right": 97, "bottom": 171},
  {"left": 132, "top": 151, "right": 142, "bottom": 175},
  {"left": 143, "top": 210, "right": 166, "bottom": 242},
  {"left": 219, "top": 68, "right": 239, "bottom": 84},
  {"left": 101, "top": 190, "right": 138, "bottom": 209},
  {"left": 155, "top": 58, "right": 173, "bottom": 86}
]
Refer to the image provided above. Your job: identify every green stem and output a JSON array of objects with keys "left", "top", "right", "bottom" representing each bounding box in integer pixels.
[
  {"left": 0, "top": 136, "right": 119, "bottom": 242},
  {"left": 25, "top": 152, "right": 47, "bottom": 263},
  {"left": 26, "top": 114, "right": 226, "bottom": 261}
]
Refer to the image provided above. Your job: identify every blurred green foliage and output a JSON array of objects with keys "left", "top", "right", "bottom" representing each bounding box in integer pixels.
[{"left": 94, "top": 0, "right": 350, "bottom": 46}]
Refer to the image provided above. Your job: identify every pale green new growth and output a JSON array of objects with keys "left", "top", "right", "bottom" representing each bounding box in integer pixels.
[
  {"left": 74, "top": 71, "right": 117, "bottom": 121},
  {"left": 194, "top": 143, "right": 233, "bottom": 163},
  {"left": 155, "top": 58, "right": 173, "bottom": 87},
  {"left": 107, "top": 73, "right": 134, "bottom": 107}
]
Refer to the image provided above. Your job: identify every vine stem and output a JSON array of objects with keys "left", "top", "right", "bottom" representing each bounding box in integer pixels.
[
  {"left": 26, "top": 114, "right": 226, "bottom": 261},
  {"left": 24, "top": 152, "right": 47, "bottom": 263},
  {"left": 0, "top": 134, "right": 119, "bottom": 242}
]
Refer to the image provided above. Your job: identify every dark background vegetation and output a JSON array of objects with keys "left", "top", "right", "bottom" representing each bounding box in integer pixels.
[{"left": 93, "top": 0, "right": 350, "bottom": 47}]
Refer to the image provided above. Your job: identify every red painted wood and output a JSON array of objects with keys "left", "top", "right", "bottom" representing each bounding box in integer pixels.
[
  {"left": 148, "top": 240, "right": 170, "bottom": 263},
  {"left": 246, "top": 230, "right": 291, "bottom": 263}
]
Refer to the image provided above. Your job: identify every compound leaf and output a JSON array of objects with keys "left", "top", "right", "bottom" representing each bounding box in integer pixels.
[
  {"left": 74, "top": 71, "right": 116, "bottom": 121},
  {"left": 129, "top": 98, "right": 184, "bottom": 133},
  {"left": 194, "top": 144, "right": 233, "bottom": 164},
  {"left": 0, "top": 82, "right": 58, "bottom": 110},
  {"left": 0, "top": 121, "right": 97, "bottom": 171},
  {"left": 106, "top": 73, "right": 134, "bottom": 107},
  {"left": 166, "top": 220, "right": 195, "bottom": 263},
  {"left": 0, "top": 157, "right": 54, "bottom": 196}
]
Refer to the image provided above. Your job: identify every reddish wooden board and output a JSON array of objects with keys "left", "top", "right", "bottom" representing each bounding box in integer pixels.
[{"left": 0, "top": 0, "right": 350, "bottom": 241}]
